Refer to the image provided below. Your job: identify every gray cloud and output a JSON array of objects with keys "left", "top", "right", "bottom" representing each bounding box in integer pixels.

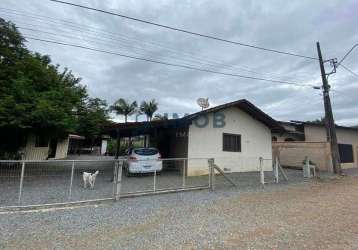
[{"left": 1, "top": 0, "right": 357, "bottom": 125}]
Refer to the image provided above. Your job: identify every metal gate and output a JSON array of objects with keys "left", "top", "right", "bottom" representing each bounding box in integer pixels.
[{"left": 0, "top": 157, "right": 214, "bottom": 210}]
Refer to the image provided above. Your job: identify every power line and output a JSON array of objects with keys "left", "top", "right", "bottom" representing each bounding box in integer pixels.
[
  {"left": 19, "top": 26, "right": 275, "bottom": 77},
  {"left": 17, "top": 23, "right": 311, "bottom": 82},
  {"left": 21, "top": 27, "right": 245, "bottom": 74},
  {"left": 337, "top": 43, "right": 358, "bottom": 67},
  {"left": 0, "top": 10, "right": 311, "bottom": 80},
  {"left": 49, "top": 0, "right": 318, "bottom": 60},
  {"left": 17, "top": 25, "right": 276, "bottom": 77},
  {"left": 340, "top": 64, "right": 358, "bottom": 79},
  {"left": 0, "top": 7, "right": 314, "bottom": 82},
  {"left": 25, "top": 36, "right": 314, "bottom": 87}
]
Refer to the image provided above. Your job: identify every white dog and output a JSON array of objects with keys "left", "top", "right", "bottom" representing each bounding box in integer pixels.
[{"left": 83, "top": 171, "right": 99, "bottom": 189}]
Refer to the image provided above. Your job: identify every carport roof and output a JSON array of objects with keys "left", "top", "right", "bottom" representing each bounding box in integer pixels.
[
  {"left": 106, "top": 99, "right": 283, "bottom": 137},
  {"left": 105, "top": 118, "right": 190, "bottom": 137}
]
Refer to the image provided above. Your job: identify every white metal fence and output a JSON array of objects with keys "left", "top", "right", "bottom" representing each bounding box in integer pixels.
[
  {"left": 0, "top": 158, "right": 214, "bottom": 208},
  {"left": 0, "top": 157, "right": 287, "bottom": 209},
  {"left": 0, "top": 160, "right": 117, "bottom": 207}
]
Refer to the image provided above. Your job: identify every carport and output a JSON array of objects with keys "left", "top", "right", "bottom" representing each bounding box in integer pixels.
[{"left": 106, "top": 119, "right": 191, "bottom": 161}]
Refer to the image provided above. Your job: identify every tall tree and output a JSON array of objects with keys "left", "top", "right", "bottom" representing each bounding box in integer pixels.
[
  {"left": 76, "top": 98, "right": 109, "bottom": 145},
  {"left": 0, "top": 18, "right": 89, "bottom": 157},
  {"left": 140, "top": 99, "right": 158, "bottom": 121},
  {"left": 110, "top": 99, "right": 137, "bottom": 123}
]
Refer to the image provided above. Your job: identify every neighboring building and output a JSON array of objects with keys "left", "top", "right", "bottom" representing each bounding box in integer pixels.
[
  {"left": 271, "top": 121, "right": 305, "bottom": 142},
  {"left": 21, "top": 134, "right": 85, "bottom": 160},
  {"left": 107, "top": 99, "right": 283, "bottom": 175},
  {"left": 273, "top": 121, "right": 358, "bottom": 170}
]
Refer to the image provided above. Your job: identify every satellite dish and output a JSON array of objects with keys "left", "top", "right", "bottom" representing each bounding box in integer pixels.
[{"left": 197, "top": 98, "right": 210, "bottom": 110}]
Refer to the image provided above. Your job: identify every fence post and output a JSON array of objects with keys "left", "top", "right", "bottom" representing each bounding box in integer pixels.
[
  {"left": 274, "top": 157, "right": 279, "bottom": 183},
  {"left": 153, "top": 169, "right": 157, "bottom": 192},
  {"left": 18, "top": 161, "right": 25, "bottom": 204},
  {"left": 182, "top": 159, "right": 186, "bottom": 187},
  {"left": 208, "top": 158, "right": 215, "bottom": 191},
  {"left": 303, "top": 156, "right": 310, "bottom": 178},
  {"left": 112, "top": 161, "right": 118, "bottom": 197},
  {"left": 277, "top": 156, "right": 288, "bottom": 181},
  {"left": 68, "top": 161, "right": 75, "bottom": 200},
  {"left": 259, "top": 157, "right": 264, "bottom": 187},
  {"left": 113, "top": 160, "right": 122, "bottom": 201}
]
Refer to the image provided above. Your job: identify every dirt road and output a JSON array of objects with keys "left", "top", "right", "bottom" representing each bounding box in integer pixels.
[{"left": 1, "top": 175, "right": 358, "bottom": 249}]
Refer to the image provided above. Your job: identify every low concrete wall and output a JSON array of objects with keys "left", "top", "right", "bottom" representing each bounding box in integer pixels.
[
  {"left": 55, "top": 138, "right": 69, "bottom": 159},
  {"left": 273, "top": 141, "right": 332, "bottom": 171}
]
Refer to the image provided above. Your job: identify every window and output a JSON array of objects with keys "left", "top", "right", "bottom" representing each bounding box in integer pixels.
[
  {"left": 223, "top": 133, "right": 241, "bottom": 152},
  {"left": 35, "top": 135, "right": 49, "bottom": 147},
  {"left": 338, "top": 144, "right": 354, "bottom": 163},
  {"left": 134, "top": 148, "right": 159, "bottom": 156}
]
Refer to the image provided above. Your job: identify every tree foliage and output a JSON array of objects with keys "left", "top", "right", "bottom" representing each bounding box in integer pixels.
[
  {"left": 76, "top": 98, "right": 109, "bottom": 143},
  {"left": 0, "top": 18, "right": 108, "bottom": 156},
  {"left": 306, "top": 117, "right": 325, "bottom": 125},
  {"left": 140, "top": 99, "right": 158, "bottom": 121},
  {"left": 110, "top": 98, "right": 137, "bottom": 123}
]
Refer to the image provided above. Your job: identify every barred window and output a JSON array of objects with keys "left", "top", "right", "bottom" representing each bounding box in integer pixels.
[{"left": 223, "top": 133, "right": 241, "bottom": 152}]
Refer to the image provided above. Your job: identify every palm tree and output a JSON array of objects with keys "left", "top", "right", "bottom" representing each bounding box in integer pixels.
[
  {"left": 140, "top": 99, "right": 158, "bottom": 121},
  {"left": 110, "top": 98, "right": 138, "bottom": 123}
]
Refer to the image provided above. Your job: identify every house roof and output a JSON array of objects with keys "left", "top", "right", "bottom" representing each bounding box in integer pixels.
[
  {"left": 289, "top": 120, "right": 358, "bottom": 132},
  {"left": 184, "top": 99, "right": 283, "bottom": 132},
  {"left": 68, "top": 134, "right": 85, "bottom": 140},
  {"left": 106, "top": 99, "right": 283, "bottom": 136}
]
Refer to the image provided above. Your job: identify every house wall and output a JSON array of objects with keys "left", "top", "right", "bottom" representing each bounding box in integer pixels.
[
  {"left": 304, "top": 125, "right": 358, "bottom": 169},
  {"left": 55, "top": 138, "right": 69, "bottom": 159},
  {"left": 187, "top": 107, "right": 272, "bottom": 176},
  {"left": 23, "top": 135, "right": 69, "bottom": 160},
  {"left": 272, "top": 141, "right": 332, "bottom": 171},
  {"left": 23, "top": 135, "right": 49, "bottom": 160}
]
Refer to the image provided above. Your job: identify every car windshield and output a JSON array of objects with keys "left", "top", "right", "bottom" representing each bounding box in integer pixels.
[{"left": 134, "top": 148, "right": 158, "bottom": 156}]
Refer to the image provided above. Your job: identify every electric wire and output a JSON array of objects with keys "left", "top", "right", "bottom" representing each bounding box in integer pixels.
[
  {"left": 24, "top": 36, "right": 315, "bottom": 87},
  {"left": 340, "top": 64, "right": 358, "bottom": 79},
  {"left": 48, "top": 0, "right": 318, "bottom": 60},
  {"left": 0, "top": 9, "right": 311, "bottom": 80}
]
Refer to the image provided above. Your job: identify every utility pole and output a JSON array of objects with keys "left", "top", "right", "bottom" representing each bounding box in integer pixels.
[{"left": 316, "top": 42, "right": 341, "bottom": 174}]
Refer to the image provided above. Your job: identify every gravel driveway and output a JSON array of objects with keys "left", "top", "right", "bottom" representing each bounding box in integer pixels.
[
  {"left": 0, "top": 158, "right": 300, "bottom": 207},
  {"left": 1, "top": 170, "right": 357, "bottom": 249}
]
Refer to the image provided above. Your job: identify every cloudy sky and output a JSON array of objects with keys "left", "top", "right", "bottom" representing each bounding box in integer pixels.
[{"left": 1, "top": 0, "right": 357, "bottom": 125}]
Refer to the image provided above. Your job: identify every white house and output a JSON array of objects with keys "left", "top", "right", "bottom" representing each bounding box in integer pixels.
[{"left": 108, "top": 99, "right": 283, "bottom": 175}]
